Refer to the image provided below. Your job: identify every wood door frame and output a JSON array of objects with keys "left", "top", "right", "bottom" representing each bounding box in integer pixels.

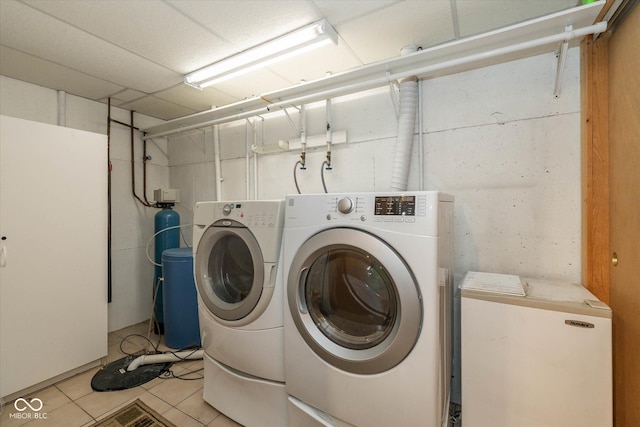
[
  {"left": 581, "top": 31, "right": 610, "bottom": 302},
  {"left": 580, "top": 1, "right": 616, "bottom": 302}
]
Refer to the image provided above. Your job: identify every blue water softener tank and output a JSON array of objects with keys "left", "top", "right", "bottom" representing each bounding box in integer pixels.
[
  {"left": 154, "top": 207, "right": 180, "bottom": 334},
  {"left": 162, "top": 248, "right": 201, "bottom": 349}
]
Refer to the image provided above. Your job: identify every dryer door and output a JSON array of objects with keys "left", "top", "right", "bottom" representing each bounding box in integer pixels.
[
  {"left": 195, "top": 220, "right": 264, "bottom": 322},
  {"left": 288, "top": 228, "right": 422, "bottom": 374}
]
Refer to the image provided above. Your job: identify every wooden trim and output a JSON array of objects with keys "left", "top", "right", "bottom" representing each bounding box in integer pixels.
[{"left": 580, "top": 33, "right": 610, "bottom": 303}]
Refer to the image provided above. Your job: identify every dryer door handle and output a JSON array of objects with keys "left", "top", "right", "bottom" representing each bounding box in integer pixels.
[
  {"left": 0, "top": 244, "right": 6, "bottom": 268},
  {"left": 298, "top": 267, "right": 309, "bottom": 314}
]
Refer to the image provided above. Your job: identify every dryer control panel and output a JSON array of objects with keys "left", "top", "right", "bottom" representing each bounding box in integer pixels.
[
  {"left": 374, "top": 195, "right": 417, "bottom": 216},
  {"left": 285, "top": 192, "right": 452, "bottom": 242}
]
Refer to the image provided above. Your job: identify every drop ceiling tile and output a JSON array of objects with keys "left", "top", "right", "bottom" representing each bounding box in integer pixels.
[
  {"left": 120, "top": 95, "right": 199, "bottom": 121},
  {"left": 154, "top": 85, "right": 240, "bottom": 113},
  {"left": 456, "top": 0, "right": 578, "bottom": 37},
  {"left": 338, "top": 0, "right": 455, "bottom": 64},
  {"left": 207, "top": 68, "right": 293, "bottom": 101},
  {"left": 169, "top": 0, "right": 320, "bottom": 51},
  {"left": 0, "top": 46, "right": 124, "bottom": 100},
  {"left": 0, "top": 0, "right": 181, "bottom": 93},
  {"left": 106, "top": 89, "right": 147, "bottom": 103},
  {"left": 267, "top": 42, "right": 362, "bottom": 84},
  {"left": 22, "top": 0, "right": 229, "bottom": 74},
  {"left": 312, "top": 0, "right": 399, "bottom": 25}
]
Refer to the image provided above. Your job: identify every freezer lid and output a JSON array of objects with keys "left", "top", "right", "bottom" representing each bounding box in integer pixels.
[{"left": 460, "top": 273, "right": 612, "bottom": 319}]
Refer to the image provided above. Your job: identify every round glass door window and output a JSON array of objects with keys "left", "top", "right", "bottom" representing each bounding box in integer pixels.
[
  {"left": 305, "top": 248, "right": 397, "bottom": 350},
  {"left": 208, "top": 234, "right": 254, "bottom": 304},
  {"left": 195, "top": 223, "right": 264, "bottom": 321},
  {"left": 288, "top": 228, "right": 422, "bottom": 375}
]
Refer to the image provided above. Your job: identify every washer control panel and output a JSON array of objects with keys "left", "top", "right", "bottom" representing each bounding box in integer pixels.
[{"left": 213, "top": 201, "right": 283, "bottom": 227}]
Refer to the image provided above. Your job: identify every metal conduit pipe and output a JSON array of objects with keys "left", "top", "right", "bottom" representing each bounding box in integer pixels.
[
  {"left": 130, "top": 111, "right": 152, "bottom": 207},
  {"left": 107, "top": 99, "right": 113, "bottom": 303},
  {"left": 391, "top": 45, "right": 419, "bottom": 192},
  {"left": 143, "top": 137, "right": 151, "bottom": 205}
]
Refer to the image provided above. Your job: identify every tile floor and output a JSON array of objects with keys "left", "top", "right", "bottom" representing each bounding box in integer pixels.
[{"left": 0, "top": 321, "right": 242, "bottom": 427}]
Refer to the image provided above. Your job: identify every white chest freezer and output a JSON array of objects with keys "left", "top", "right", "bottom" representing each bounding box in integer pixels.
[{"left": 460, "top": 274, "right": 612, "bottom": 427}]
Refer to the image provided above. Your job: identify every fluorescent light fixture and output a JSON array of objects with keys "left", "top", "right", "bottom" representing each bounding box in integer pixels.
[{"left": 185, "top": 19, "right": 338, "bottom": 90}]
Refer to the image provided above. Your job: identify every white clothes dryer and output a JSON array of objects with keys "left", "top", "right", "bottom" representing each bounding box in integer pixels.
[
  {"left": 282, "top": 192, "right": 454, "bottom": 427},
  {"left": 193, "top": 200, "right": 287, "bottom": 427}
]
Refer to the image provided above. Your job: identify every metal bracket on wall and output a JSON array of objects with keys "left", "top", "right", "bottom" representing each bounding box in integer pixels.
[{"left": 553, "top": 25, "right": 572, "bottom": 98}]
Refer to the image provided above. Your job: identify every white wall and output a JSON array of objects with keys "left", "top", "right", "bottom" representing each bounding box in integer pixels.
[
  {"left": 0, "top": 76, "right": 169, "bottom": 332},
  {"left": 169, "top": 47, "right": 582, "bottom": 284},
  {"left": 0, "top": 46, "right": 582, "bottom": 334}
]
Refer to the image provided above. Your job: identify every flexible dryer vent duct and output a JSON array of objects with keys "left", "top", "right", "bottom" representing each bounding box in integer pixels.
[{"left": 390, "top": 45, "right": 419, "bottom": 192}]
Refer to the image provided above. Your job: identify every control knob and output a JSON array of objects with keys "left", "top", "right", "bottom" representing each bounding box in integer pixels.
[
  {"left": 337, "top": 197, "right": 354, "bottom": 214},
  {"left": 222, "top": 204, "right": 232, "bottom": 216}
]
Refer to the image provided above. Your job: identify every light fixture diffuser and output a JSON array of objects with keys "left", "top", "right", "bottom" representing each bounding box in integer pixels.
[{"left": 185, "top": 19, "right": 338, "bottom": 90}]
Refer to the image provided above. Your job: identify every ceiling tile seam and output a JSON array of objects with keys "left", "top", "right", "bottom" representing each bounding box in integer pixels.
[
  {"left": 148, "top": 81, "right": 243, "bottom": 112},
  {"left": 312, "top": 0, "right": 404, "bottom": 27},
  {"left": 117, "top": 93, "right": 200, "bottom": 115},
  {"left": 306, "top": 0, "right": 364, "bottom": 66},
  {"left": 17, "top": 0, "right": 186, "bottom": 77},
  {"left": 0, "top": 43, "right": 129, "bottom": 96},
  {"left": 336, "top": 33, "right": 366, "bottom": 68},
  {"left": 162, "top": 0, "right": 242, "bottom": 58}
]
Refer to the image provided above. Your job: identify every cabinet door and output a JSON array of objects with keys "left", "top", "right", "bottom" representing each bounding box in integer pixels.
[{"left": 0, "top": 115, "right": 108, "bottom": 398}]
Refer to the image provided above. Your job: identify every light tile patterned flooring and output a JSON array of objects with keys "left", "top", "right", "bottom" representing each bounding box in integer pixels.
[{"left": 0, "top": 321, "right": 242, "bottom": 427}]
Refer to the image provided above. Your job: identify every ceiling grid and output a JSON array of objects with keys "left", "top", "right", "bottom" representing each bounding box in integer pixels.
[{"left": 0, "top": 0, "right": 598, "bottom": 121}]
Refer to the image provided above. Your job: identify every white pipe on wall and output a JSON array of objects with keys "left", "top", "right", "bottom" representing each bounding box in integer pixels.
[
  {"left": 213, "top": 125, "right": 222, "bottom": 200},
  {"left": 245, "top": 119, "right": 251, "bottom": 199},
  {"left": 418, "top": 79, "right": 424, "bottom": 191},
  {"left": 253, "top": 118, "right": 261, "bottom": 199}
]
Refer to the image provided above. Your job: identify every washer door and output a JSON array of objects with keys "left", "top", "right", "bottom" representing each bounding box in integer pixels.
[
  {"left": 288, "top": 228, "right": 422, "bottom": 374},
  {"left": 195, "top": 220, "right": 264, "bottom": 322}
]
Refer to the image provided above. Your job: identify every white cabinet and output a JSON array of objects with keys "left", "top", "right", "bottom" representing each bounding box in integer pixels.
[{"left": 0, "top": 115, "right": 108, "bottom": 400}]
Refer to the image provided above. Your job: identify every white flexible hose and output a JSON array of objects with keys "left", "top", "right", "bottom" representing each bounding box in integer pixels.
[
  {"left": 390, "top": 46, "right": 419, "bottom": 192},
  {"left": 127, "top": 349, "right": 204, "bottom": 371},
  {"left": 390, "top": 76, "right": 418, "bottom": 191}
]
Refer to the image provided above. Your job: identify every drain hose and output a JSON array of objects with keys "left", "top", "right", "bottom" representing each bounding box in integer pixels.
[{"left": 127, "top": 349, "right": 204, "bottom": 371}]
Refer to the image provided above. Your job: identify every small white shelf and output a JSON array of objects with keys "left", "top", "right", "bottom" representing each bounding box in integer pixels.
[{"left": 143, "top": 1, "right": 606, "bottom": 140}]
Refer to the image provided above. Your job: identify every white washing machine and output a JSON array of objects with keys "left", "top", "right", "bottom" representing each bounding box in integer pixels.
[
  {"left": 282, "top": 192, "right": 454, "bottom": 427},
  {"left": 193, "top": 200, "right": 287, "bottom": 427}
]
